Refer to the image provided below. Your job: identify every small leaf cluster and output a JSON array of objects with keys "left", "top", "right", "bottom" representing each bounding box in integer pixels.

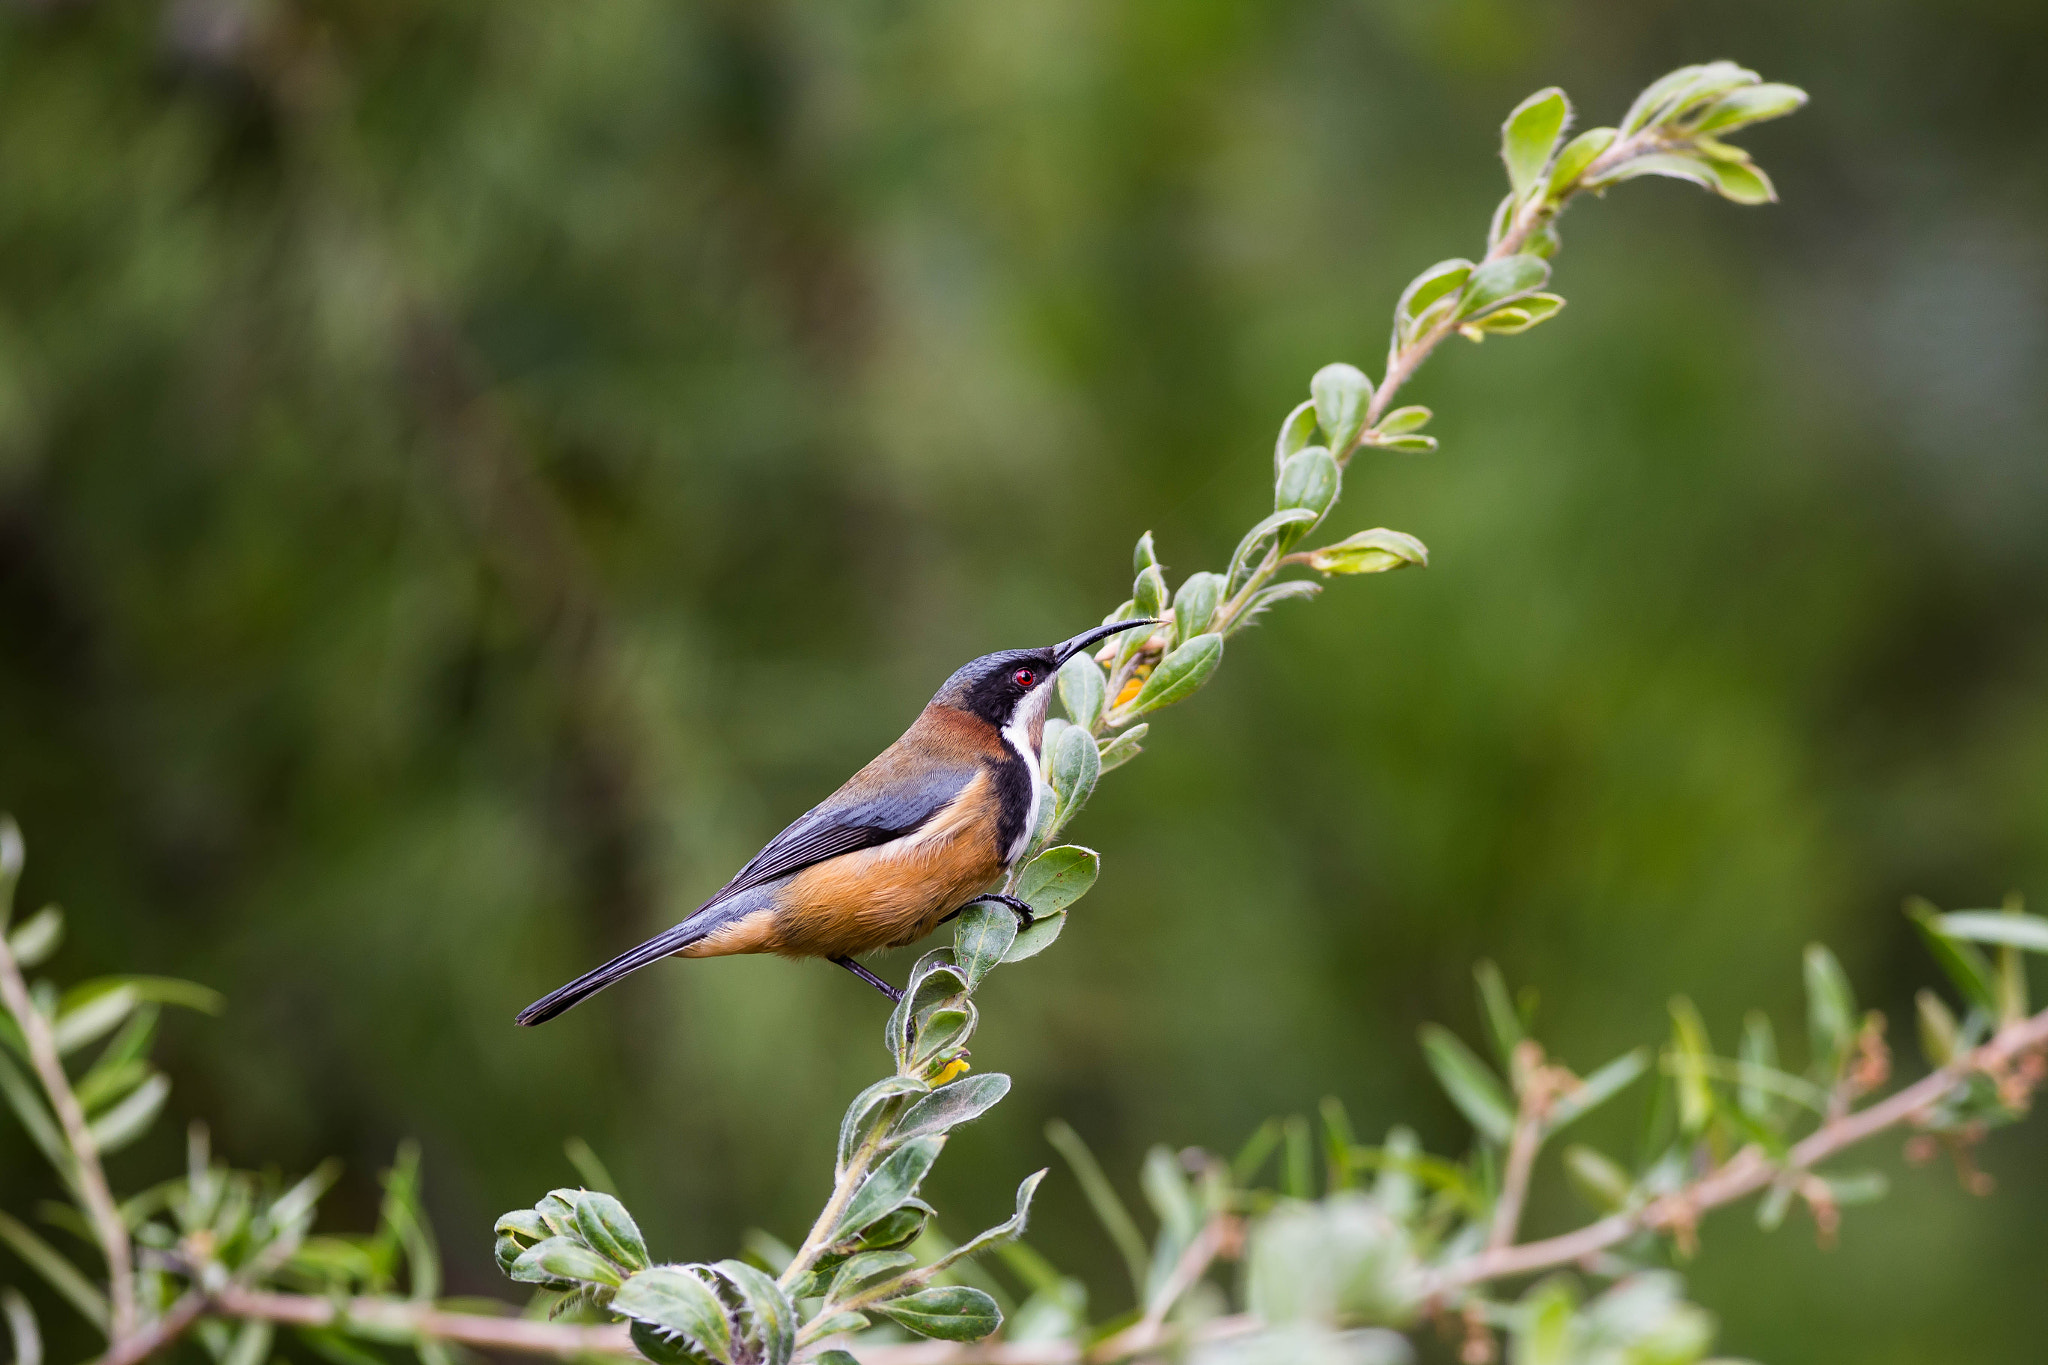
[
  {"left": 490, "top": 859, "right": 1105, "bottom": 1358},
  {"left": 0, "top": 818, "right": 449, "bottom": 1365}
]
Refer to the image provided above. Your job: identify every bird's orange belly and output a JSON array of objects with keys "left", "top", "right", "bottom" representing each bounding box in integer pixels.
[{"left": 682, "top": 780, "right": 1006, "bottom": 962}]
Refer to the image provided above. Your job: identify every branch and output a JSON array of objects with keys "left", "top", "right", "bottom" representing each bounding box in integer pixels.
[
  {"left": 1486, "top": 1042, "right": 1559, "bottom": 1251},
  {"left": 89, "top": 1288, "right": 637, "bottom": 1365},
  {"left": 0, "top": 926, "right": 137, "bottom": 1341},
  {"left": 1424, "top": 1002, "right": 2048, "bottom": 1295}
]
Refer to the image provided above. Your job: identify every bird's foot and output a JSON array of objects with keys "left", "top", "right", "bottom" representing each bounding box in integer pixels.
[
  {"left": 962, "top": 893, "right": 1035, "bottom": 933},
  {"left": 832, "top": 955, "right": 903, "bottom": 1004}
]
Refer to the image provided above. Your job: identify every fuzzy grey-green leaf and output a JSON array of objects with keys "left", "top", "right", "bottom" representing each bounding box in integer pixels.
[
  {"left": 1056, "top": 654, "right": 1106, "bottom": 731},
  {"left": 1310, "top": 364, "right": 1372, "bottom": 455},
  {"left": 894, "top": 1074, "right": 1012, "bottom": 1143},
  {"left": 1502, "top": 87, "right": 1570, "bottom": 200},
  {"left": 832, "top": 1137, "right": 944, "bottom": 1242},
  {"left": 511, "top": 1237, "right": 621, "bottom": 1289},
  {"left": 613, "top": 1267, "right": 731, "bottom": 1363},
  {"left": 872, "top": 1286, "right": 1002, "bottom": 1342},
  {"left": 1017, "top": 842, "right": 1099, "bottom": 910},
  {"left": 1276, "top": 447, "right": 1339, "bottom": 521},
  {"left": 573, "top": 1191, "right": 648, "bottom": 1273},
  {"left": 1418, "top": 1025, "right": 1514, "bottom": 1144},
  {"left": 1125, "top": 634, "right": 1222, "bottom": 716},
  {"left": 1171, "top": 572, "right": 1224, "bottom": 646},
  {"left": 952, "top": 904, "right": 1017, "bottom": 991}
]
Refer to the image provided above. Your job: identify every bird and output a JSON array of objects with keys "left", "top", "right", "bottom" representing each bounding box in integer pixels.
[{"left": 515, "top": 617, "right": 1162, "bottom": 1023}]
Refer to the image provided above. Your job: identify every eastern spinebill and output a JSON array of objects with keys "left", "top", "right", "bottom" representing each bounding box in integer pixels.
[{"left": 515, "top": 618, "right": 1161, "bottom": 1024}]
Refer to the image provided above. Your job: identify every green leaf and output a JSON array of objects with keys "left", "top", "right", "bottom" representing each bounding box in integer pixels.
[
  {"left": 1280, "top": 1113, "right": 1313, "bottom": 1198},
  {"left": 952, "top": 905, "right": 1017, "bottom": 992},
  {"left": 1587, "top": 152, "right": 1718, "bottom": 192},
  {"left": 1016, "top": 845, "right": 1098, "bottom": 915},
  {"left": 1171, "top": 572, "right": 1224, "bottom": 647},
  {"left": 1668, "top": 997, "right": 1716, "bottom": 1134},
  {"left": 1706, "top": 158, "right": 1777, "bottom": 205},
  {"left": 1935, "top": 911, "right": 2048, "bottom": 954},
  {"left": 1803, "top": 944, "right": 1856, "bottom": 1076},
  {"left": 811, "top": 1352, "right": 862, "bottom": 1365},
  {"left": 1621, "top": 62, "right": 1757, "bottom": 135},
  {"left": 1227, "top": 509, "right": 1319, "bottom": 594},
  {"left": 1371, "top": 433, "right": 1438, "bottom": 453},
  {"left": 894, "top": 1073, "right": 1011, "bottom": 1143},
  {"left": 832, "top": 1137, "right": 943, "bottom": 1242},
  {"left": 88, "top": 1070, "right": 170, "bottom": 1153},
  {"left": 0, "top": 1210, "right": 107, "bottom": 1329},
  {"left": 713, "top": 1260, "right": 795, "bottom": 1365},
  {"left": 221, "top": 1320, "right": 273, "bottom": 1365},
  {"left": 1547, "top": 1049, "right": 1650, "bottom": 1134},
  {"left": 925, "top": 1168, "right": 1047, "bottom": 1276},
  {"left": 6, "top": 907, "right": 61, "bottom": 970},
  {"left": 852, "top": 1199, "right": 932, "bottom": 1252},
  {"left": 872, "top": 1286, "right": 1001, "bottom": 1342},
  {"left": 1131, "top": 564, "right": 1168, "bottom": 623},
  {"left": 1908, "top": 900, "right": 1999, "bottom": 1015},
  {"left": 1236, "top": 579, "right": 1319, "bottom": 630},
  {"left": 1310, "top": 364, "right": 1373, "bottom": 455},
  {"left": 573, "top": 1192, "right": 648, "bottom": 1274},
  {"left": 1274, "top": 400, "right": 1318, "bottom": 481},
  {"left": 828, "top": 1250, "right": 917, "bottom": 1303},
  {"left": 1, "top": 1287, "right": 38, "bottom": 1365},
  {"left": 1056, "top": 654, "right": 1106, "bottom": 731},
  {"left": 1739, "top": 1012, "right": 1781, "bottom": 1121},
  {"left": 1045, "top": 1119, "right": 1148, "bottom": 1300},
  {"left": 1374, "top": 406, "right": 1432, "bottom": 435},
  {"left": 1502, "top": 87, "right": 1570, "bottom": 200},
  {"left": 510, "top": 1237, "right": 620, "bottom": 1289},
  {"left": 1306, "top": 528, "right": 1428, "bottom": 576},
  {"left": 1394, "top": 259, "right": 1473, "bottom": 338},
  {"left": 1547, "top": 127, "right": 1617, "bottom": 197},
  {"left": 1123, "top": 633, "right": 1222, "bottom": 717},
  {"left": 1132, "top": 531, "right": 1160, "bottom": 576},
  {"left": 1463, "top": 293, "right": 1564, "bottom": 337},
  {"left": 0, "top": 817, "right": 20, "bottom": 931},
  {"left": 1916, "top": 989, "right": 1959, "bottom": 1067},
  {"left": 614, "top": 1267, "right": 731, "bottom": 1363},
  {"left": 1816, "top": 1169, "right": 1888, "bottom": 1205},
  {"left": 0, "top": 1051, "right": 66, "bottom": 1168},
  {"left": 1688, "top": 82, "right": 1808, "bottom": 134},
  {"left": 1418, "top": 1024, "right": 1514, "bottom": 1144},
  {"left": 1473, "top": 961, "right": 1523, "bottom": 1070},
  {"left": 1457, "top": 254, "right": 1550, "bottom": 320},
  {"left": 1046, "top": 724, "right": 1100, "bottom": 830},
  {"left": 1563, "top": 1145, "right": 1632, "bottom": 1212},
  {"left": 1000, "top": 911, "right": 1065, "bottom": 963},
  {"left": 1515, "top": 1276, "right": 1576, "bottom": 1365},
  {"left": 1275, "top": 446, "right": 1339, "bottom": 520},
  {"left": 1096, "top": 723, "right": 1148, "bottom": 774},
  {"left": 564, "top": 1137, "right": 618, "bottom": 1196},
  {"left": 837, "top": 1077, "right": 925, "bottom": 1176}
]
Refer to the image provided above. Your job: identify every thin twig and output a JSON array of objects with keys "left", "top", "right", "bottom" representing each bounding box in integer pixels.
[
  {"left": 1425, "top": 1002, "right": 2048, "bottom": 1295},
  {"left": 1128, "top": 1216, "right": 1229, "bottom": 1341},
  {"left": 0, "top": 930, "right": 137, "bottom": 1341},
  {"left": 1486, "top": 1043, "right": 1556, "bottom": 1251}
]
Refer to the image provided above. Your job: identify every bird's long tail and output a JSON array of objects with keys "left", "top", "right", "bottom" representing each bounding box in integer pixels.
[{"left": 515, "top": 921, "right": 708, "bottom": 1026}]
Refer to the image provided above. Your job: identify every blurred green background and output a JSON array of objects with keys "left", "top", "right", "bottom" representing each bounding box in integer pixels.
[{"left": 2, "top": 0, "right": 2045, "bottom": 1359}]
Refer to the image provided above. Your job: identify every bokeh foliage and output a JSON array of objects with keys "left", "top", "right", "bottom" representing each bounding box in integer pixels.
[{"left": 1, "top": 3, "right": 2045, "bottom": 1363}]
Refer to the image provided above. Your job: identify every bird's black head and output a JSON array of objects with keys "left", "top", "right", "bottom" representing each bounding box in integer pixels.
[{"left": 934, "top": 619, "right": 1161, "bottom": 731}]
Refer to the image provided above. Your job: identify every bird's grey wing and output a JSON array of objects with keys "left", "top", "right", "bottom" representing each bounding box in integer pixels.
[{"left": 706, "top": 758, "right": 979, "bottom": 906}]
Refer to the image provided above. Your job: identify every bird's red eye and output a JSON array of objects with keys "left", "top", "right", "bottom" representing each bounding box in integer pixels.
[{"left": 1014, "top": 668, "right": 1036, "bottom": 688}]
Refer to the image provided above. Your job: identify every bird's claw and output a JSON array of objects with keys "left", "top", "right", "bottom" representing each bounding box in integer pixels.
[{"left": 964, "top": 893, "right": 1035, "bottom": 933}]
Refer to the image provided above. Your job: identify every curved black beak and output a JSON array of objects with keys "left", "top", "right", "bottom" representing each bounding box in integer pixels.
[{"left": 1051, "top": 618, "right": 1163, "bottom": 667}]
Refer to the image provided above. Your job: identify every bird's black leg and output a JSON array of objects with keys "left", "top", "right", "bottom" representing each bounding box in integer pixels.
[
  {"left": 832, "top": 956, "right": 903, "bottom": 1004},
  {"left": 960, "top": 893, "right": 1035, "bottom": 932}
]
